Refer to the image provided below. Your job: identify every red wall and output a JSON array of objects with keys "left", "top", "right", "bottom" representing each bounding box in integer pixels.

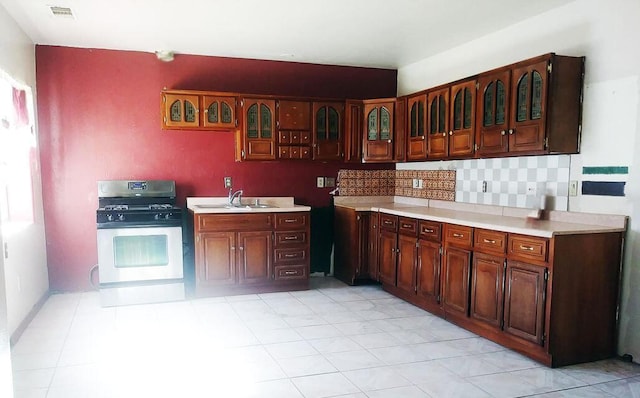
[{"left": 35, "top": 46, "right": 397, "bottom": 291}]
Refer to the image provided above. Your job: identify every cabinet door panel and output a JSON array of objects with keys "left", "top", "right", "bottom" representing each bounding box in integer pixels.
[
  {"left": 509, "top": 59, "right": 548, "bottom": 153},
  {"left": 363, "top": 101, "right": 394, "bottom": 162},
  {"left": 476, "top": 70, "right": 510, "bottom": 155},
  {"left": 394, "top": 97, "right": 407, "bottom": 162},
  {"left": 198, "top": 232, "right": 236, "bottom": 286},
  {"left": 407, "top": 94, "right": 427, "bottom": 160},
  {"left": 378, "top": 230, "right": 397, "bottom": 286},
  {"left": 278, "top": 100, "right": 311, "bottom": 130},
  {"left": 396, "top": 234, "right": 417, "bottom": 295},
  {"left": 242, "top": 98, "right": 276, "bottom": 160},
  {"left": 427, "top": 87, "right": 450, "bottom": 158},
  {"left": 504, "top": 260, "right": 547, "bottom": 345},
  {"left": 417, "top": 240, "right": 441, "bottom": 304},
  {"left": 442, "top": 247, "right": 471, "bottom": 316},
  {"left": 202, "top": 95, "right": 236, "bottom": 129},
  {"left": 163, "top": 93, "right": 200, "bottom": 128},
  {"left": 471, "top": 253, "right": 505, "bottom": 327},
  {"left": 449, "top": 80, "right": 476, "bottom": 157},
  {"left": 313, "top": 102, "right": 344, "bottom": 161},
  {"left": 237, "top": 231, "right": 272, "bottom": 285},
  {"left": 344, "top": 101, "right": 363, "bottom": 163},
  {"left": 368, "top": 212, "right": 380, "bottom": 281}
]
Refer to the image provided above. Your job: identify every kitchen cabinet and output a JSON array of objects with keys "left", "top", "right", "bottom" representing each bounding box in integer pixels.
[
  {"left": 449, "top": 79, "right": 476, "bottom": 157},
  {"left": 427, "top": 86, "right": 450, "bottom": 159},
  {"left": 362, "top": 99, "right": 395, "bottom": 162},
  {"left": 470, "top": 229, "right": 507, "bottom": 328},
  {"left": 395, "top": 218, "right": 418, "bottom": 296},
  {"left": 202, "top": 95, "right": 237, "bottom": 130},
  {"left": 368, "top": 212, "right": 379, "bottom": 281},
  {"left": 416, "top": 221, "right": 443, "bottom": 309},
  {"left": 378, "top": 213, "right": 399, "bottom": 285},
  {"left": 503, "top": 260, "right": 547, "bottom": 344},
  {"left": 441, "top": 224, "right": 473, "bottom": 316},
  {"left": 277, "top": 100, "right": 312, "bottom": 160},
  {"left": 193, "top": 211, "right": 309, "bottom": 296},
  {"left": 313, "top": 102, "right": 344, "bottom": 160},
  {"left": 333, "top": 207, "right": 370, "bottom": 285},
  {"left": 162, "top": 92, "right": 200, "bottom": 128},
  {"left": 344, "top": 100, "right": 364, "bottom": 163},
  {"left": 407, "top": 93, "right": 427, "bottom": 161},
  {"left": 239, "top": 98, "right": 277, "bottom": 160},
  {"left": 476, "top": 54, "right": 584, "bottom": 156}
]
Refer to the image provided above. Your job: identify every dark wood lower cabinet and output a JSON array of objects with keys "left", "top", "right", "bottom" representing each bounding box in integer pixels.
[
  {"left": 470, "top": 253, "right": 505, "bottom": 328},
  {"left": 503, "top": 260, "right": 547, "bottom": 345},
  {"left": 378, "top": 230, "right": 398, "bottom": 286},
  {"left": 237, "top": 231, "right": 272, "bottom": 285},
  {"left": 442, "top": 246, "right": 471, "bottom": 316},
  {"left": 396, "top": 234, "right": 417, "bottom": 295},
  {"left": 416, "top": 240, "right": 441, "bottom": 305},
  {"left": 197, "top": 232, "right": 236, "bottom": 286}
]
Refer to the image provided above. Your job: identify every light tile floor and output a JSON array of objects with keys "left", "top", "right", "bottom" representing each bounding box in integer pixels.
[{"left": 11, "top": 277, "right": 640, "bottom": 398}]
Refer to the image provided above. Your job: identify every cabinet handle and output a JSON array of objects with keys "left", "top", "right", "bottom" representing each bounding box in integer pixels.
[
  {"left": 284, "top": 219, "right": 297, "bottom": 223},
  {"left": 284, "top": 236, "right": 298, "bottom": 241},
  {"left": 284, "top": 253, "right": 298, "bottom": 258},
  {"left": 401, "top": 224, "right": 413, "bottom": 229},
  {"left": 423, "top": 228, "right": 434, "bottom": 233},
  {"left": 284, "top": 270, "right": 297, "bottom": 275},
  {"left": 231, "top": 246, "right": 235, "bottom": 250},
  {"left": 388, "top": 139, "right": 392, "bottom": 143},
  {"left": 501, "top": 130, "right": 506, "bottom": 136},
  {"left": 383, "top": 220, "right": 393, "bottom": 225},
  {"left": 239, "top": 246, "right": 244, "bottom": 251},
  {"left": 520, "top": 245, "right": 534, "bottom": 251},
  {"left": 442, "top": 132, "right": 446, "bottom": 137},
  {"left": 421, "top": 136, "right": 425, "bottom": 140},
  {"left": 509, "top": 129, "right": 514, "bottom": 135},
  {"left": 452, "top": 233, "right": 464, "bottom": 238},
  {"left": 483, "top": 238, "right": 496, "bottom": 244}
]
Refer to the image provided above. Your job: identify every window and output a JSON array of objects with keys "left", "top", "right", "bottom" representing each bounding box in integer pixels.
[{"left": 0, "top": 71, "right": 36, "bottom": 227}]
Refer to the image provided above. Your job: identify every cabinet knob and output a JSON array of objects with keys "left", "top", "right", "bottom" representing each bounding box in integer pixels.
[
  {"left": 509, "top": 129, "right": 514, "bottom": 135},
  {"left": 449, "top": 131, "right": 453, "bottom": 136},
  {"left": 421, "top": 136, "right": 425, "bottom": 140},
  {"left": 442, "top": 132, "right": 446, "bottom": 137},
  {"left": 501, "top": 130, "right": 506, "bottom": 136},
  {"left": 388, "top": 139, "right": 392, "bottom": 143}
]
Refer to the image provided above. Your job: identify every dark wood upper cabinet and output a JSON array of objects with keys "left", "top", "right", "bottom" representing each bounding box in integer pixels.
[
  {"left": 509, "top": 59, "right": 548, "bottom": 153},
  {"left": 449, "top": 79, "right": 476, "bottom": 157},
  {"left": 407, "top": 93, "right": 427, "bottom": 161},
  {"left": 278, "top": 100, "right": 311, "bottom": 130},
  {"left": 362, "top": 99, "right": 395, "bottom": 163},
  {"left": 312, "top": 102, "right": 344, "bottom": 161},
  {"left": 394, "top": 97, "right": 407, "bottom": 162},
  {"left": 476, "top": 69, "right": 511, "bottom": 156},
  {"left": 427, "top": 87, "right": 450, "bottom": 159},
  {"left": 240, "top": 98, "right": 276, "bottom": 161},
  {"left": 344, "top": 100, "right": 363, "bottom": 163}
]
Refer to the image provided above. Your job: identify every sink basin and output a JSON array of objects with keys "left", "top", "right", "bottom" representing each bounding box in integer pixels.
[{"left": 193, "top": 203, "right": 275, "bottom": 211}]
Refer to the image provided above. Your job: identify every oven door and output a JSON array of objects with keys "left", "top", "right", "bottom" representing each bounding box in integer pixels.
[{"left": 97, "top": 226, "right": 183, "bottom": 284}]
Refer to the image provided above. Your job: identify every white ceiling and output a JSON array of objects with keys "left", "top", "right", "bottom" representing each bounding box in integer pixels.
[{"left": 1, "top": 0, "right": 574, "bottom": 69}]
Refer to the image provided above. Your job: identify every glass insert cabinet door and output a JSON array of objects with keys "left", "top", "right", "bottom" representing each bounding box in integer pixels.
[
  {"left": 362, "top": 100, "right": 395, "bottom": 162},
  {"left": 448, "top": 79, "right": 476, "bottom": 157},
  {"left": 509, "top": 59, "right": 549, "bottom": 153},
  {"left": 313, "top": 102, "right": 344, "bottom": 161},
  {"left": 241, "top": 98, "right": 277, "bottom": 160},
  {"left": 407, "top": 94, "right": 427, "bottom": 160},
  {"left": 476, "top": 70, "right": 511, "bottom": 155},
  {"left": 162, "top": 93, "right": 200, "bottom": 128},
  {"left": 202, "top": 95, "right": 236, "bottom": 129},
  {"left": 427, "top": 87, "right": 450, "bottom": 158}
]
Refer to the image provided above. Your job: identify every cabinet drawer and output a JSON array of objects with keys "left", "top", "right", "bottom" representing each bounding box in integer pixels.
[
  {"left": 509, "top": 235, "right": 548, "bottom": 263},
  {"left": 475, "top": 229, "right": 507, "bottom": 254},
  {"left": 445, "top": 224, "right": 473, "bottom": 248},
  {"left": 197, "top": 213, "right": 273, "bottom": 232},
  {"left": 380, "top": 214, "right": 398, "bottom": 232},
  {"left": 419, "top": 221, "right": 442, "bottom": 242},
  {"left": 274, "top": 231, "right": 308, "bottom": 247},
  {"left": 279, "top": 131, "right": 291, "bottom": 144},
  {"left": 398, "top": 217, "right": 418, "bottom": 237},
  {"left": 275, "top": 213, "right": 308, "bottom": 230},
  {"left": 274, "top": 265, "right": 307, "bottom": 280},
  {"left": 274, "top": 248, "right": 308, "bottom": 264}
]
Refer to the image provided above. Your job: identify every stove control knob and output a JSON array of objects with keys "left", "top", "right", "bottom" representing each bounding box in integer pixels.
[
  {"left": 106, "top": 214, "right": 114, "bottom": 222},
  {"left": 154, "top": 213, "right": 161, "bottom": 220},
  {"left": 164, "top": 213, "right": 172, "bottom": 220},
  {"left": 117, "top": 214, "right": 125, "bottom": 221}
]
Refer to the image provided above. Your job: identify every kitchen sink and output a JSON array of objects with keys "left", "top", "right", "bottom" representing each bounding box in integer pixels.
[{"left": 193, "top": 203, "right": 275, "bottom": 210}]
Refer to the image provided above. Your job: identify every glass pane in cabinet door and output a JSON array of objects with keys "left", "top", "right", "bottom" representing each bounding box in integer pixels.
[
  {"left": 380, "top": 107, "right": 391, "bottom": 140},
  {"left": 430, "top": 98, "right": 438, "bottom": 134},
  {"left": 316, "top": 106, "right": 327, "bottom": 140},
  {"left": 247, "top": 104, "right": 258, "bottom": 138},
  {"left": 170, "top": 100, "right": 182, "bottom": 122},
  {"left": 208, "top": 102, "right": 219, "bottom": 123},
  {"left": 464, "top": 88, "right": 472, "bottom": 129},
  {"left": 483, "top": 82, "right": 494, "bottom": 127},
  {"left": 410, "top": 103, "right": 417, "bottom": 137},
  {"left": 260, "top": 104, "right": 272, "bottom": 138},
  {"left": 328, "top": 107, "right": 339, "bottom": 140},
  {"left": 438, "top": 96, "right": 446, "bottom": 133},
  {"left": 453, "top": 91, "right": 462, "bottom": 130},
  {"left": 496, "top": 81, "right": 506, "bottom": 125},
  {"left": 418, "top": 101, "right": 425, "bottom": 136},
  {"left": 531, "top": 71, "right": 543, "bottom": 120},
  {"left": 367, "top": 109, "right": 378, "bottom": 140},
  {"left": 185, "top": 101, "right": 197, "bottom": 123},
  {"left": 516, "top": 73, "right": 529, "bottom": 122},
  {"left": 222, "top": 102, "right": 232, "bottom": 123}
]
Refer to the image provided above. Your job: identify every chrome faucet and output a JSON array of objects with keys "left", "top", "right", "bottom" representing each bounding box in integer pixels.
[{"left": 228, "top": 188, "right": 243, "bottom": 206}]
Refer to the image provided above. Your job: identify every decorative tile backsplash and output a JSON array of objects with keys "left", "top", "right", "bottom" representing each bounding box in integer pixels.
[{"left": 337, "top": 169, "right": 455, "bottom": 201}]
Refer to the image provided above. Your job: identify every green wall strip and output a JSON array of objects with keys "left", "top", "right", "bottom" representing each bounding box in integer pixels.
[{"left": 582, "top": 166, "right": 628, "bottom": 175}]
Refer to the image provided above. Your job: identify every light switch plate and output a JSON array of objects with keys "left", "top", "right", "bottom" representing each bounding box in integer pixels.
[
  {"left": 569, "top": 180, "right": 578, "bottom": 196},
  {"left": 316, "top": 177, "right": 325, "bottom": 188}
]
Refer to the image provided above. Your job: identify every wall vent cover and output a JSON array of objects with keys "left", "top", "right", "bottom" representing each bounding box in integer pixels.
[{"left": 49, "top": 6, "right": 74, "bottom": 18}]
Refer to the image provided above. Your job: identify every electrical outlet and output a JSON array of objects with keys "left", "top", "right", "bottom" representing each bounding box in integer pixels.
[
  {"left": 418, "top": 179, "right": 423, "bottom": 189},
  {"left": 569, "top": 180, "right": 578, "bottom": 196},
  {"left": 325, "top": 177, "right": 336, "bottom": 188},
  {"left": 316, "top": 177, "right": 325, "bottom": 188},
  {"left": 412, "top": 178, "right": 419, "bottom": 189},
  {"left": 224, "top": 176, "right": 232, "bottom": 188}
]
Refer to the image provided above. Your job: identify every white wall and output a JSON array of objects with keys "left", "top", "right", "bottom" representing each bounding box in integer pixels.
[
  {"left": 398, "top": 0, "right": 640, "bottom": 362},
  {"left": 0, "top": 4, "right": 49, "bottom": 337}
]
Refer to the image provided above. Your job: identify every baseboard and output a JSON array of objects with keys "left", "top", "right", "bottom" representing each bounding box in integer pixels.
[{"left": 10, "top": 290, "right": 50, "bottom": 346}]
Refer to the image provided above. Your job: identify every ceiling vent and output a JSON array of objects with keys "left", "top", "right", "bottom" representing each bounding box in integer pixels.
[{"left": 49, "top": 6, "right": 74, "bottom": 18}]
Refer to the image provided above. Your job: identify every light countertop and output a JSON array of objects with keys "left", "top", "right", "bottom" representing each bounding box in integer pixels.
[
  {"left": 187, "top": 197, "right": 310, "bottom": 214},
  {"left": 334, "top": 196, "right": 627, "bottom": 238}
]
